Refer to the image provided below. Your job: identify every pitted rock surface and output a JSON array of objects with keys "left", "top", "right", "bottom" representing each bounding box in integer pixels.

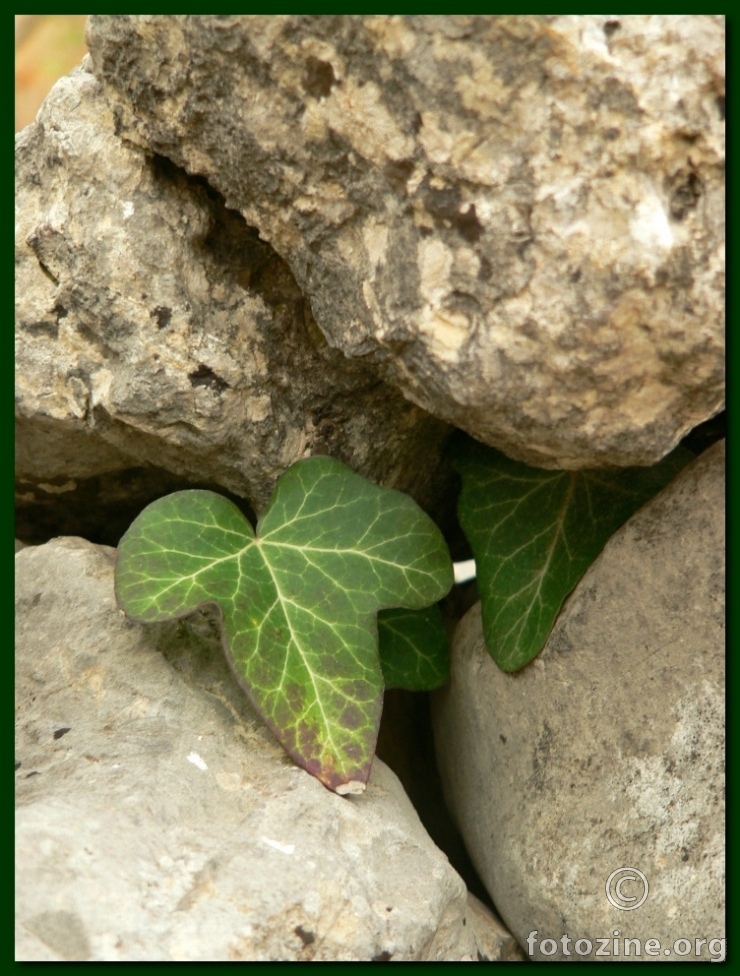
[
  {"left": 432, "top": 441, "right": 725, "bottom": 960},
  {"left": 86, "top": 15, "right": 725, "bottom": 468},
  {"left": 15, "top": 61, "right": 450, "bottom": 544}
]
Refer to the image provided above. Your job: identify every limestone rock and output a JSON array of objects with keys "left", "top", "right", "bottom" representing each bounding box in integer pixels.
[
  {"left": 87, "top": 15, "right": 724, "bottom": 469},
  {"left": 16, "top": 537, "right": 484, "bottom": 962},
  {"left": 432, "top": 441, "right": 725, "bottom": 961},
  {"left": 15, "top": 61, "right": 450, "bottom": 543},
  {"left": 464, "top": 894, "right": 526, "bottom": 962}
]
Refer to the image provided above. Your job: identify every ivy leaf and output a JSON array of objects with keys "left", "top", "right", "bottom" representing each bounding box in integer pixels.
[
  {"left": 377, "top": 605, "right": 449, "bottom": 691},
  {"left": 115, "top": 456, "right": 453, "bottom": 794},
  {"left": 452, "top": 437, "right": 693, "bottom": 673}
]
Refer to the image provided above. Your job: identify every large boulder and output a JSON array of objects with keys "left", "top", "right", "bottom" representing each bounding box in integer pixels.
[
  {"left": 15, "top": 61, "right": 450, "bottom": 543},
  {"left": 87, "top": 15, "right": 724, "bottom": 469},
  {"left": 432, "top": 441, "right": 725, "bottom": 961},
  {"left": 15, "top": 537, "right": 511, "bottom": 961}
]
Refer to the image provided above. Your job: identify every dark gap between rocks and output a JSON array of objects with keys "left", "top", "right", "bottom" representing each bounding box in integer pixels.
[
  {"left": 679, "top": 410, "right": 725, "bottom": 456},
  {"left": 376, "top": 687, "right": 494, "bottom": 911},
  {"left": 15, "top": 465, "right": 257, "bottom": 548}
]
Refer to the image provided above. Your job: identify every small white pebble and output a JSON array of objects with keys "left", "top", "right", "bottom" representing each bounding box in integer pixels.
[
  {"left": 454, "top": 559, "right": 476, "bottom": 584},
  {"left": 187, "top": 751, "right": 208, "bottom": 771}
]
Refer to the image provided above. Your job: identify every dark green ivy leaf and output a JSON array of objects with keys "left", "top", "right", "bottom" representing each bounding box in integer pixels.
[
  {"left": 378, "top": 604, "right": 449, "bottom": 691},
  {"left": 452, "top": 437, "right": 693, "bottom": 673}
]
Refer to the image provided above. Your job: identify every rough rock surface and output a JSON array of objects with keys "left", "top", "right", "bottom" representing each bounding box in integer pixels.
[
  {"left": 15, "top": 537, "right": 510, "bottom": 962},
  {"left": 15, "top": 61, "right": 450, "bottom": 543},
  {"left": 87, "top": 15, "right": 725, "bottom": 469},
  {"left": 432, "top": 440, "right": 725, "bottom": 961},
  {"left": 464, "top": 894, "right": 526, "bottom": 962}
]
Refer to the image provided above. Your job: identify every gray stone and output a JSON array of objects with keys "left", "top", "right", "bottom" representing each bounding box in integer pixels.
[
  {"left": 464, "top": 894, "right": 526, "bottom": 962},
  {"left": 87, "top": 15, "right": 724, "bottom": 469},
  {"left": 432, "top": 441, "right": 725, "bottom": 961},
  {"left": 16, "top": 537, "right": 490, "bottom": 961},
  {"left": 15, "top": 61, "right": 450, "bottom": 543}
]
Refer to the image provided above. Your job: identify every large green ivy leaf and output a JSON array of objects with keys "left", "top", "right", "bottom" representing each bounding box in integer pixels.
[
  {"left": 115, "top": 456, "right": 453, "bottom": 794},
  {"left": 452, "top": 438, "right": 693, "bottom": 673},
  {"left": 377, "top": 605, "right": 449, "bottom": 691}
]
